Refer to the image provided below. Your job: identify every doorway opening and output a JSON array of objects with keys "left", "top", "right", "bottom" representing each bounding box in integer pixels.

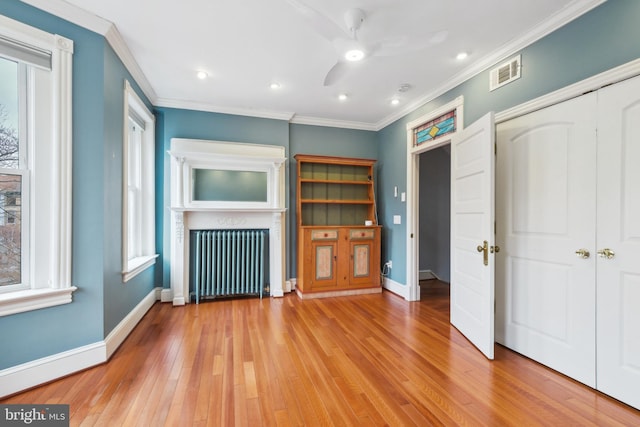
[
  {"left": 418, "top": 146, "right": 451, "bottom": 299},
  {"left": 405, "top": 96, "right": 463, "bottom": 301}
]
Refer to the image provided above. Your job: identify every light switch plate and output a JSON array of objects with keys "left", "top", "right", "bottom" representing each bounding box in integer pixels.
[
  {"left": 401, "top": 192, "right": 406, "bottom": 202},
  {"left": 393, "top": 215, "right": 401, "bottom": 224}
]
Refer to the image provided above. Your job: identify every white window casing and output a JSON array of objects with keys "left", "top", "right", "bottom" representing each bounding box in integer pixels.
[
  {"left": 0, "top": 15, "right": 76, "bottom": 316},
  {"left": 122, "top": 80, "right": 157, "bottom": 282}
]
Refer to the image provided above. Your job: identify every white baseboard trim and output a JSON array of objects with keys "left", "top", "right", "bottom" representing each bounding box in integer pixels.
[
  {"left": 383, "top": 277, "right": 411, "bottom": 300},
  {"left": 160, "top": 288, "right": 173, "bottom": 303},
  {"left": 0, "top": 341, "right": 106, "bottom": 398},
  {"left": 419, "top": 270, "right": 439, "bottom": 281},
  {"left": 105, "top": 287, "right": 160, "bottom": 358},
  {"left": 0, "top": 287, "right": 161, "bottom": 398}
]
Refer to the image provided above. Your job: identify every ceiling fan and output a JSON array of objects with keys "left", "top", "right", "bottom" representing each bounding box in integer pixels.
[{"left": 285, "top": 0, "right": 448, "bottom": 86}]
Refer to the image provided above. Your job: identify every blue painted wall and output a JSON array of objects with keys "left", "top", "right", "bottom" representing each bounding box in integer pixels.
[
  {"left": 2, "top": 0, "right": 639, "bottom": 379},
  {"left": 378, "top": 0, "right": 640, "bottom": 286},
  {"left": 155, "top": 112, "right": 377, "bottom": 283},
  {"left": 0, "top": 0, "right": 156, "bottom": 370}
]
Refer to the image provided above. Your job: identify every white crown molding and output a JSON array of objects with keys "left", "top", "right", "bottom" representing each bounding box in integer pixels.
[
  {"left": 373, "top": 0, "right": 606, "bottom": 131},
  {"left": 21, "top": 0, "right": 605, "bottom": 130},
  {"left": 20, "top": 0, "right": 157, "bottom": 104},
  {"left": 104, "top": 24, "right": 157, "bottom": 103},
  {"left": 155, "top": 97, "right": 296, "bottom": 122},
  {"left": 20, "top": 0, "right": 111, "bottom": 34},
  {"left": 289, "top": 114, "right": 377, "bottom": 131}
]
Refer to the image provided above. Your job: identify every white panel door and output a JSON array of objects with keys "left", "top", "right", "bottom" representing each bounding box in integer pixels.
[
  {"left": 450, "top": 112, "right": 495, "bottom": 360},
  {"left": 495, "top": 94, "right": 597, "bottom": 387},
  {"left": 596, "top": 75, "right": 640, "bottom": 410}
]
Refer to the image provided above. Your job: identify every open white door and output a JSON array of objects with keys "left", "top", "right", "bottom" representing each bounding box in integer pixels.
[{"left": 450, "top": 112, "right": 495, "bottom": 360}]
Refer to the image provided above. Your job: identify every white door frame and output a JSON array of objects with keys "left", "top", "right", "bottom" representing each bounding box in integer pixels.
[
  {"left": 405, "top": 58, "right": 640, "bottom": 303},
  {"left": 405, "top": 96, "right": 464, "bottom": 301}
]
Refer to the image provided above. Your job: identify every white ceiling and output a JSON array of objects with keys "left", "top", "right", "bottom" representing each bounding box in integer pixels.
[{"left": 23, "top": 0, "right": 603, "bottom": 130}]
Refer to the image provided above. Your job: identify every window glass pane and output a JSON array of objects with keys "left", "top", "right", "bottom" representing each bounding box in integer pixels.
[
  {"left": 414, "top": 110, "right": 456, "bottom": 146},
  {"left": 0, "top": 173, "right": 21, "bottom": 286},
  {"left": 0, "top": 57, "right": 19, "bottom": 168}
]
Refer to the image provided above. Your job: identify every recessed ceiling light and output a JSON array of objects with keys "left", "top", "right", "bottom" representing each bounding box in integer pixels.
[
  {"left": 196, "top": 70, "right": 208, "bottom": 80},
  {"left": 270, "top": 82, "right": 281, "bottom": 90},
  {"left": 390, "top": 98, "right": 400, "bottom": 106},
  {"left": 456, "top": 52, "right": 468, "bottom": 60},
  {"left": 345, "top": 49, "right": 365, "bottom": 62},
  {"left": 338, "top": 93, "right": 348, "bottom": 101}
]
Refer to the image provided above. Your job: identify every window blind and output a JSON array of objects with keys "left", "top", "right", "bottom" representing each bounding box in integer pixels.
[{"left": 0, "top": 35, "right": 51, "bottom": 70}]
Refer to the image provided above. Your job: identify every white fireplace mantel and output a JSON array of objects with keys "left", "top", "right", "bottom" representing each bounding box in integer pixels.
[{"left": 168, "top": 138, "right": 287, "bottom": 305}]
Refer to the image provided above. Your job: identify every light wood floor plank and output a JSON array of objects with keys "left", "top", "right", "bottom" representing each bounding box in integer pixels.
[{"left": 3, "top": 281, "right": 640, "bottom": 426}]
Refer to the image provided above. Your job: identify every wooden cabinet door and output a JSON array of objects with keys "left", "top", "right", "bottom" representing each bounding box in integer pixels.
[
  {"left": 308, "top": 230, "right": 339, "bottom": 290},
  {"left": 347, "top": 228, "right": 379, "bottom": 287}
]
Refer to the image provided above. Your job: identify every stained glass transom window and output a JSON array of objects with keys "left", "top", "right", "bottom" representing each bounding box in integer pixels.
[{"left": 414, "top": 110, "right": 456, "bottom": 146}]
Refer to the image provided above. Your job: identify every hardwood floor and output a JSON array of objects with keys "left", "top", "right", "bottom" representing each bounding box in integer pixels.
[{"left": 3, "top": 281, "right": 640, "bottom": 426}]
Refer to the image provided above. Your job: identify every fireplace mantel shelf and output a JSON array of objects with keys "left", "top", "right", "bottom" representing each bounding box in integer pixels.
[{"left": 170, "top": 207, "right": 287, "bottom": 213}]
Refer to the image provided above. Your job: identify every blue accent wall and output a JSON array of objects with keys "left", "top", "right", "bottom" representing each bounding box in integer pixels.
[
  {"left": 0, "top": 0, "right": 156, "bottom": 370},
  {"left": 2, "top": 0, "right": 640, "bottom": 380},
  {"left": 378, "top": 0, "right": 640, "bottom": 286}
]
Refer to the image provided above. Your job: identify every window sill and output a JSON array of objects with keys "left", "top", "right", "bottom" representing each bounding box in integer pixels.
[
  {"left": 0, "top": 286, "right": 78, "bottom": 317},
  {"left": 122, "top": 254, "right": 159, "bottom": 283}
]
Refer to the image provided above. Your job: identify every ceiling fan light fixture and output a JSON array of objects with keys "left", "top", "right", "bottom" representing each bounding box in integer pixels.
[{"left": 344, "top": 49, "right": 365, "bottom": 62}]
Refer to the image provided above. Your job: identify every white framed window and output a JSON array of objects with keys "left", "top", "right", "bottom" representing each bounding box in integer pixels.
[
  {"left": 0, "top": 15, "right": 75, "bottom": 316},
  {"left": 122, "top": 80, "right": 157, "bottom": 282}
]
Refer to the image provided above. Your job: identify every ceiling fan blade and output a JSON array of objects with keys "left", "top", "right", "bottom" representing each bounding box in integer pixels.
[
  {"left": 285, "top": 0, "right": 348, "bottom": 41},
  {"left": 323, "top": 61, "right": 350, "bottom": 86}
]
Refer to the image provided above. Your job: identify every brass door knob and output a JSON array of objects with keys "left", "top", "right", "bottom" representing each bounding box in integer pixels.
[
  {"left": 575, "top": 249, "right": 590, "bottom": 259},
  {"left": 597, "top": 248, "right": 615, "bottom": 259}
]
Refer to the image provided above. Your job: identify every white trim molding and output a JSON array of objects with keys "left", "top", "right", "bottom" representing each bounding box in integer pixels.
[
  {"left": 405, "top": 96, "right": 463, "bottom": 302},
  {"left": 0, "top": 287, "right": 78, "bottom": 317},
  {"left": 496, "top": 57, "right": 640, "bottom": 124},
  {"left": 0, "top": 287, "right": 161, "bottom": 398},
  {"left": 168, "top": 139, "right": 287, "bottom": 304},
  {"left": 105, "top": 287, "right": 159, "bottom": 358},
  {"left": 383, "top": 277, "right": 412, "bottom": 300},
  {"left": 0, "top": 14, "right": 76, "bottom": 316}
]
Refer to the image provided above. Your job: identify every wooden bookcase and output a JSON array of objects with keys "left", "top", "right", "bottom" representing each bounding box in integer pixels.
[{"left": 295, "top": 154, "right": 381, "bottom": 298}]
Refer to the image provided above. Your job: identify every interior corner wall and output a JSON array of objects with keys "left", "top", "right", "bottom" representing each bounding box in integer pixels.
[
  {"left": 102, "top": 41, "right": 157, "bottom": 337},
  {"left": 0, "top": 0, "right": 107, "bottom": 370},
  {"left": 0, "top": 0, "right": 158, "bottom": 374},
  {"left": 377, "top": 0, "right": 640, "bottom": 288}
]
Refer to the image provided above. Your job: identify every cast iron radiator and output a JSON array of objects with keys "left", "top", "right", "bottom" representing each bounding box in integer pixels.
[{"left": 192, "top": 229, "right": 268, "bottom": 303}]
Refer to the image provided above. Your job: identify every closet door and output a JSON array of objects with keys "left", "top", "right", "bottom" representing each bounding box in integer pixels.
[
  {"left": 495, "top": 93, "right": 598, "bottom": 387},
  {"left": 596, "top": 75, "right": 640, "bottom": 410}
]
